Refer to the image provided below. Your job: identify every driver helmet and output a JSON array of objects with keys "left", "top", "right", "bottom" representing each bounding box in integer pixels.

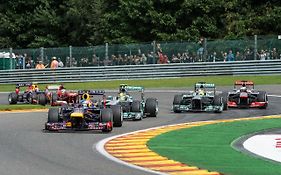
[
  {"left": 119, "top": 92, "right": 126, "bottom": 101},
  {"left": 61, "top": 89, "right": 66, "bottom": 94},
  {"left": 240, "top": 87, "right": 247, "bottom": 92},
  {"left": 198, "top": 85, "right": 205, "bottom": 95},
  {"left": 120, "top": 88, "right": 126, "bottom": 93},
  {"left": 82, "top": 100, "right": 92, "bottom": 108},
  {"left": 198, "top": 89, "right": 205, "bottom": 96}
]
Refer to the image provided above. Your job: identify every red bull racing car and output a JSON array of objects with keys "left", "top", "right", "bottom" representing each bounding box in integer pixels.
[
  {"left": 8, "top": 82, "right": 46, "bottom": 105},
  {"left": 45, "top": 90, "right": 123, "bottom": 132}
]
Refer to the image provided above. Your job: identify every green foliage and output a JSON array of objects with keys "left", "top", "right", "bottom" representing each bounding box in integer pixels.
[{"left": 0, "top": 0, "right": 280, "bottom": 48}]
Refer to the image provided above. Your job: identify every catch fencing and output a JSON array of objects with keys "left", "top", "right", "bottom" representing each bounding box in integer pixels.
[
  {"left": 0, "top": 59, "right": 280, "bottom": 84},
  {"left": 0, "top": 35, "right": 280, "bottom": 70}
]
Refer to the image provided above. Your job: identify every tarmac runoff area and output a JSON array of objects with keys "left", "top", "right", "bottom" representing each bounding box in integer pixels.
[{"left": 97, "top": 115, "right": 281, "bottom": 175}]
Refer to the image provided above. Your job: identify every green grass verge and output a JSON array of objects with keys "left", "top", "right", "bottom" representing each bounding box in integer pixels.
[
  {"left": 0, "top": 75, "right": 281, "bottom": 92},
  {"left": 0, "top": 104, "right": 48, "bottom": 111},
  {"left": 148, "top": 118, "right": 281, "bottom": 175}
]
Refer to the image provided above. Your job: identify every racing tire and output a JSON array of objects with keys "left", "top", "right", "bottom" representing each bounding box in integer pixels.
[
  {"left": 145, "top": 98, "right": 158, "bottom": 117},
  {"left": 38, "top": 94, "right": 47, "bottom": 106},
  {"left": 213, "top": 95, "right": 223, "bottom": 113},
  {"left": 101, "top": 108, "right": 113, "bottom": 132},
  {"left": 213, "top": 95, "right": 222, "bottom": 106},
  {"left": 119, "top": 102, "right": 130, "bottom": 112},
  {"left": 131, "top": 100, "right": 141, "bottom": 112},
  {"left": 173, "top": 94, "right": 182, "bottom": 113},
  {"left": 111, "top": 105, "right": 123, "bottom": 127},
  {"left": 221, "top": 92, "right": 229, "bottom": 110},
  {"left": 26, "top": 93, "right": 34, "bottom": 104},
  {"left": 18, "top": 95, "right": 23, "bottom": 102},
  {"left": 51, "top": 93, "right": 58, "bottom": 105},
  {"left": 48, "top": 108, "right": 60, "bottom": 123},
  {"left": 8, "top": 92, "right": 18, "bottom": 104},
  {"left": 257, "top": 91, "right": 268, "bottom": 109},
  {"left": 31, "top": 93, "right": 38, "bottom": 103}
]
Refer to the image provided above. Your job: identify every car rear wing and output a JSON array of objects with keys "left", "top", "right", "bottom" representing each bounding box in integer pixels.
[
  {"left": 78, "top": 90, "right": 105, "bottom": 96},
  {"left": 194, "top": 82, "right": 215, "bottom": 89},
  {"left": 235, "top": 80, "right": 254, "bottom": 86},
  {"left": 16, "top": 82, "right": 33, "bottom": 87},
  {"left": 125, "top": 86, "right": 144, "bottom": 92},
  {"left": 234, "top": 80, "right": 254, "bottom": 89},
  {"left": 46, "top": 85, "right": 62, "bottom": 90}
]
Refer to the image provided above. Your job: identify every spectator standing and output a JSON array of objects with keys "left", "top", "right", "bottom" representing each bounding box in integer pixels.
[
  {"left": 209, "top": 51, "right": 217, "bottom": 62},
  {"left": 26, "top": 58, "right": 32, "bottom": 69},
  {"left": 147, "top": 52, "right": 154, "bottom": 64},
  {"left": 227, "top": 50, "right": 235, "bottom": 61},
  {"left": 17, "top": 54, "right": 24, "bottom": 69},
  {"left": 58, "top": 58, "right": 64, "bottom": 68},
  {"left": 156, "top": 43, "right": 162, "bottom": 53},
  {"left": 197, "top": 37, "right": 204, "bottom": 61},
  {"left": 244, "top": 48, "right": 253, "bottom": 60},
  {"left": 235, "top": 51, "right": 242, "bottom": 61},
  {"left": 259, "top": 50, "right": 266, "bottom": 61},
  {"left": 171, "top": 54, "right": 180, "bottom": 63},
  {"left": 65, "top": 57, "right": 70, "bottom": 67},
  {"left": 71, "top": 57, "right": 77, "bottom": 67},
  {"left": 35, "top": 61, "right": 46, "bottom": 69},
  {"left": 141, "top": 53, "right": 147, "bottom": 64},
  {"left": 272, "top": 48, "right": 278, "bottom": 59},
  {"left": 222, "top": 51, "right": 227, "bottom": 62},
  {"left": 50, "top": 57, "right": 59, "bottom": 69}
]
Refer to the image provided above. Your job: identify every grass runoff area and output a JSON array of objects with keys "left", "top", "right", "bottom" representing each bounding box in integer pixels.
[
  {"left": 0, "top": 75, "right": 281, "bottom": 92},
  {"left": 0, "top": 104, "right": 48, "bottom": 111},
  {"left": 148, "top": 118, "right": 281, "bottom": 175}
]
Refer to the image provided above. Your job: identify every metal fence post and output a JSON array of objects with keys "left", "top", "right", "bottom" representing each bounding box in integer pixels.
[
  {"left": 9, "top": 48, "right": 13, "bottom": 58},
  {"left": 152, "top": 40, "right": 156, "bottom": 64},
  {"left": 9, "top": 47, "right": 13, "bottom": 69},
  {"left": 69, "top": 45, "right": 72, "bottom": 67},
  {"left": 203, "top": 38, "right": 207, "bottom": 62},
  {"left": 105, "top": 43, "right": 108, "bottom": 60},
  {"left": 254, "top": 35, "right": 257, "bottom": 60},
  {"left": 40, "top": 47, "right": 44, "bottom": 61}
]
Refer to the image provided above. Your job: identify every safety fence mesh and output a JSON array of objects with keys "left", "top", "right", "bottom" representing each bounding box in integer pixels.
[{"left": 0, "top": 35, "right": 280, "bottom": 69}]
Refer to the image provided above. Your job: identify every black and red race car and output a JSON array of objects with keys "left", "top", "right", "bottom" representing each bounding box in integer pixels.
[{"left": 223, "top": 80, "right": 268, "bottom": 109}]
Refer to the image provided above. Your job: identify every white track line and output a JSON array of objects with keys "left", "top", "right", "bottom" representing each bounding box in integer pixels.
[{"left": 268, "top": 95, "right": 281, "bottom": 98}]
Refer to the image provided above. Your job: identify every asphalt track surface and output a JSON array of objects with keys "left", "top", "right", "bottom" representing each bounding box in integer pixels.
[{"left": 0, "top": 85, "right": 281, "bottom": 175}]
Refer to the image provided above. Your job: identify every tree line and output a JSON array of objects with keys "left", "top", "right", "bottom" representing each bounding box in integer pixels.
[{"left": 0, "top": 0, "right": 280, "bottom": 49}]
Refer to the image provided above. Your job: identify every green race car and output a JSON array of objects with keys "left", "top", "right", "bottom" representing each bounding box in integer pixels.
[
  {"left": 106, "top": 84, "right": 158, "bottom": 120},
  {"left": 172, "top": 82, "right": 227, "bottom": 113}
]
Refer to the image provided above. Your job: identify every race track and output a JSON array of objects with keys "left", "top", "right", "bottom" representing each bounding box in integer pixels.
[{"left": 0, "top": 85, "right": 281, "bottom": 175}]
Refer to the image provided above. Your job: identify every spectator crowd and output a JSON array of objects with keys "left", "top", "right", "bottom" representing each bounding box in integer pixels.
[{"left": 11, "top": 44, "right": 281, "bottom": 69}]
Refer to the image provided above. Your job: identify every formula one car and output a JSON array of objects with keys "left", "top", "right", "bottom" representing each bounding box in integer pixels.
[
  {"left": 223, "top": 80, "right": 268, "bottom": 109},
  {"left": 172, "top": 82, "right": 227, "bottom": 113},
  {"left": 45, "top": 90, "right": 123, "bottom": 132},
  {"left": 106, "top": 84, "right": 158, "bottom": 120},
  {"left": 44, "top": 85, "right": 77, "bottom": 106},
  {"left": 8, "top": 82, "right": 46, "bottom": 105}
]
